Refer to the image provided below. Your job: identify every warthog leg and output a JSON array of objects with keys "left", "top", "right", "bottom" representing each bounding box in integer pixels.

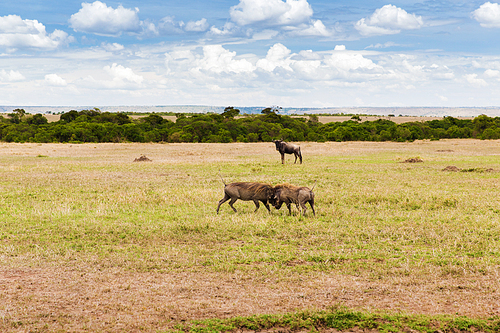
[
  {"left": 228, "top": 198, "right": 238, "bottom": 212},
  {"left": 216, "top": 194, "right": 230, "bottom": 213}
]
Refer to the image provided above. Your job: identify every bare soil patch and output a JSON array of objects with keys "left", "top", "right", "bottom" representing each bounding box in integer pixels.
[
  {"left": 442, "top": 166, "right": 496, "bottom": 173},
  {"left": 133, "top": 154, "right": 152, "bottom": 162},
  {"left": 443, "top": 165, "right": 461, "bottom": 172},
  {"left": 401, "top": 157, "right": 423, "bottom": 163}
]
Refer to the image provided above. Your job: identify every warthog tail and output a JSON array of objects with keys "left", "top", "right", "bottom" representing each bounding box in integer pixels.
[
  {"left": 310, "top": 180, "right": 317, "bottom": 190},
  {"left": 218, "top": 170, "right": 227, "bottom": 186}
]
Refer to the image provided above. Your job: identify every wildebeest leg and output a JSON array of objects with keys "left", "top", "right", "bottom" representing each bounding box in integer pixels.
[
  {"left": 216, "top": 193, "right": 230, "bottom": 213},
  {"left": 252, "top": 199, "right": 261, "bottom": 212},
  {"left": 281, "top": 153, "right": 285, "bottom": 164},
  {"left": 294, "top": 153, "right": 298, "bottom": 164},
  {"left": 228, "top": 198, "right": 238, "bottom": 212},
  {"left": 298, "top": 150, "right": 302, "bottom": 164},
  {"left": 286, "top": 202, "right": 292, "bottom": 215}
]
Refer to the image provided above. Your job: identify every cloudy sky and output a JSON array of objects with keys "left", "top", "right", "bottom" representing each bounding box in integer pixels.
[{"left": 1, "top": 0, "right": 500, "bottom": 108}]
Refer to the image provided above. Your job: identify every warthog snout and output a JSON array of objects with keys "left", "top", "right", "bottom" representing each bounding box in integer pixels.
[{"left": 272, "top": 183, "right": 315, "bottom": 216}]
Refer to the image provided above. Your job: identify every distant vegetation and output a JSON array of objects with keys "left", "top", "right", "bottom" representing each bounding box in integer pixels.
[{"left": 1, "top": 107, "right": 500, "bottom": 143}]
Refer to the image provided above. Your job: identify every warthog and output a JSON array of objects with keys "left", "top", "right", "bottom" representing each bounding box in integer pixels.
[
  {"left": 216, "top": 176, "right": 274, "bottom": 213},
  {"left": 272, "top": 139, "right": 302, "bottom": 164},
  {"left": 272, "top": 182, "right": 316, "bottom": 216}
]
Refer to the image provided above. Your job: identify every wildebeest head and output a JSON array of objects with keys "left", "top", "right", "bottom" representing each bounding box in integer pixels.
[{"left": 272, "top": 139, "right": 283, "bottom": 151}]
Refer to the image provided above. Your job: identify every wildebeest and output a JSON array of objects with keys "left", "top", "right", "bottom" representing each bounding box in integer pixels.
[
  {"left": 272, "top": 140, "right": 302, "bottom": 164},
  {"left": 271, "top": 182, "right": 316, "bottom": 216},
  {"left": 216, "top": 175, "right": 274, "bottom": 213}
]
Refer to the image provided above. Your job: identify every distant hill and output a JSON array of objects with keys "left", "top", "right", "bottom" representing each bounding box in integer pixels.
[{"left": 1, "top": 105, "right": 500, "bottom": 117}]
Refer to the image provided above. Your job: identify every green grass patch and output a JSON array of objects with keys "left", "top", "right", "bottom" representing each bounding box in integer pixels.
[{"left": 173, "top": 306, "right": 500, "bottom": 333}]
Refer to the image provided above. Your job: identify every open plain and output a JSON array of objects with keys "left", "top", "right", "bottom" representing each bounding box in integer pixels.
[{"left": 1, "top": 140, "right": 500, "bottom": 332}]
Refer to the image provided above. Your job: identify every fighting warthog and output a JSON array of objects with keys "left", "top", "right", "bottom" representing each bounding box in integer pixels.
[
  {"left": 272, "top": 140, "right": 302, "bottom": 164},
  {"left": 272, "top": 182, "right": 316, "bottom": 216},
  {"left": 216, "top": 176, "right": 274, "bottom": 213}
]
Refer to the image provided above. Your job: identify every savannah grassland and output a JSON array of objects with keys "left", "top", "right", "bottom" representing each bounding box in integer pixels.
[{"left": 1, "top": 140, "right": 500, "bottom": 332}]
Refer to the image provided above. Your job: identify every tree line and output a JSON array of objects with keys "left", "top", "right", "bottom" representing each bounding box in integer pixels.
[{"left": 1, "top": 107, "right": 500, "bottom": 143}]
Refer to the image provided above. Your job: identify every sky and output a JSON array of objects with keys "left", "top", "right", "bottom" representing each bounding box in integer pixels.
[{"left": 1, "top": 0, "right": 500, "bottom": 109}]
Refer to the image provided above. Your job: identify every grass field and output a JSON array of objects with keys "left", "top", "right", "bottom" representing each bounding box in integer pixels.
[{"left": 1, "top": 140, "right": 499, "bottom": 332}]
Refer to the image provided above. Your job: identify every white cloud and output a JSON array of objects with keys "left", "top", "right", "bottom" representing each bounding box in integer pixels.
[
  {"left": 0, "top": 69, "right": 25, "bottom": 81},
  {"left": 355, "top": 5, "right": 424, "bottom": 36},
  {"left": 256, "top": 43, "right": 293, "bottom": 71},
  {"left": 101, "top": 42, "right": 125, "bottom": 52},
  {"left": 104, "top": 63, "right": 144, "bottom": 84},
  {"left": 288, "top": 19, "right": 331, "bottom": 37},
  {"left": 325, "top": 48, "right": 380, "bottom": 72},
  {"left": 472, "top": 2, "right": 500, "bottom": 28},
  {"left": 437, "top": 94, "right": 449, "bottom": 102},
  {"left": 197, "top": 45, "right": 255, "bottom": 73},
  {"left": 69, "top": 1, "right": 141, "bottom": 36},
  {"left": 230, "top": 0, "right": 313, "bottom": 27},
  {"left": 0, "top": 15, "right": 71, "bottom": 50},
  {"left": 156, "top": 16, "right": 185, "bottom": 35},
  {"left": 208, "top": 22, "right": 243, "bottom": 37},
  {"left": 45, "top": 74, "right": 67, "bottom": 86},
  {"left": 185, "top": 18, "right": 209, "bottom": 32},
  {"left": 366, "top": 42, "right": 399, "bottom": 49},
  {"left": 465, "top": 74, "right": 488, "bottom": 87},
  {"left": 252, "top": 29, "right": 279, "bottom": 40},
  {"left": 485, "top": 69, "right": 500, "bottom": 77}
]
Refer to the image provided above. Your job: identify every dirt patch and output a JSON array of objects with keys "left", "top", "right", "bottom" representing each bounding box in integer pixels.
[
  {"left": 401, "top": 157, "right": 423, "bottom": 163},
  {"left": 443, "top": 166, "right": 461, "bottom": 172},
  {"left": 133, "top": 154, "right": 152, "bottom": 162},
  {"left": 460, "top": 167, "right": 495, "bottom": 173},
  {"left": 0, "top": 266, "right": 499, "bottom": 332},
  {"left": 443, "top": 166, "right": 495, "bottom": 173}
]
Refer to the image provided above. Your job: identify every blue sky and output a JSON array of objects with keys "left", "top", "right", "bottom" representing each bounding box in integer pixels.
[{"left": 1, "top": 1, "right": 500, "bottom": 108}]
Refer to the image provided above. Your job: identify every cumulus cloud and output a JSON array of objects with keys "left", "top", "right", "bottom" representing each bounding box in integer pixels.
[
  {"left": 69, "top": 1, "right": 141, "bottom": 36},
  {"left": 365, "top": 41, "right": 399, "bottom": 49},
  {"left": 197, "top": 45, "right": 255, "bottom": 73},
  {"left": 288, "top": 19, "right": 332, "bottom": 37},
  {"left": 230, "top": 0, "right": 313, "bottom": 27},
  {"left": 355, "top": 5, "right": 424, "bottom": 36},
  {"left": 0, "top": 69, "right": 25, "bottom": 81},
  {"left": 208, "top": 22, "right": 244, "bottom": 37},
  {"left": 465, "top": 74, "right": 488, "bottom": 87},
  {"left": 256, "top": 43, "right": 293, "bottom": 71},
  {"left": 472, "top": 2, "right": 500, "bottom": 28},
  {"left": 45, "top": 74, "right": 67, "bottom": 86},
  {"left": 104, "top": 63, "right": 144, "bottom": 84},
  {"left": 101, "top": 42, "right": 125, "bottom": 52},
  {"left": 485, "top": 69, "right": 500, "bottom": 78},
  {"left": 185, "top": 18, "right": 209, "bottom": 32},
  {"left": 0, "top": 15, "right": 71, "bottom": 50},
  {"left": 324, "top": 47, "right": 380, "bottom": 72},
  {"left": 155, "top": 16, "right": 185, "bottom": 35}
]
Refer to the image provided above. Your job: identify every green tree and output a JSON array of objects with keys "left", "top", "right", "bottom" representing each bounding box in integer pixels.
[
  {"left": 222, "top": 106, "right": 240, "bottom": 119},
  {"left": 26, "top": 114, "right": 48, "bottom": 125}
]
